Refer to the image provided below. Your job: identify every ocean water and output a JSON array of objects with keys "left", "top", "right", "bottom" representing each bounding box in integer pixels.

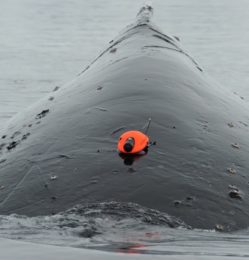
[
  {"left": 1, "top": 202, "right": 249, "bottom": 259},
  {"left": 1, "top": 0, "right": 249, "bottom": 258}
]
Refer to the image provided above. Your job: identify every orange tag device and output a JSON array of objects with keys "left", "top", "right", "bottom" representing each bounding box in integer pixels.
[{"left": 118, "top": 130, "right": 149, "bottom": 154}]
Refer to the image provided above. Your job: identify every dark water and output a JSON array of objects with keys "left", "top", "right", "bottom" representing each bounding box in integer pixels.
[
  {"left": 1, "top": 202, "right": 249, "bottom": 258},
  {"left": 1, "top": 0, "right": 249, "bottom": 258}
]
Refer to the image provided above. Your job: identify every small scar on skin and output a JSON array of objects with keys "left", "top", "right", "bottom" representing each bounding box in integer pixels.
[
  {"left": 229, "top": 189, "right": 242, "bottom": 200},
  {"left": 111, "top": 126, "right": 126, "bottom": 135},
  {"left": 231, "top": 143, "right": 240, "bottom": 149},
  {"left": 6, "top": 141, "right": 19, "bottom": 150},
  {"left": 95, "top": 107, "right": 107, "bottom": 112},
  {"left": 227, "top": 167, "right": 236, "bottom": 174},
  {"left": 0, "top": 159, "right": 7, "bottom": 164},
  {"left": 50, "top": 175, "right": 58, "bottom": 181},
  {"left": 36, "top": 109, "right": 49, "bottom": 119},
  {"left": 110, "top": 48, "right": 117, "bottom": 53},
  {"left": 22, "top": 133, "right": 30, "bottom": 140},
  {"left": 53, "top": 86, "right": 60, "bottom": 92}
]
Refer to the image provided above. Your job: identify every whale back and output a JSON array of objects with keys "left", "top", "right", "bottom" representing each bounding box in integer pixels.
[{"left": 1, "top": 8, "right": 249, "bottom": 231}]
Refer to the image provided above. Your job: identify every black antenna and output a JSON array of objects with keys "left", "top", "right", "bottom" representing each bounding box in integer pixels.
[{"left": 144, "top": 118, "right": 152, "bottom": 134}]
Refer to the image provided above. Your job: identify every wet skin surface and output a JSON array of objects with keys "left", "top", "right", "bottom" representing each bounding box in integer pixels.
[{"left": 1, "top": 8, "right": 249, "bottom": 231}]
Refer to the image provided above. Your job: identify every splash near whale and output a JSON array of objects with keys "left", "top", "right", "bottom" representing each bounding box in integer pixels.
[{"left": 1, "top": 5, "right": 249, "bottom": 231}]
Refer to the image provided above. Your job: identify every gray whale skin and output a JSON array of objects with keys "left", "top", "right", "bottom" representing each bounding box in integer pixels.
[{"left": 1, "top": 6, "right": 249, "bottom": 231}]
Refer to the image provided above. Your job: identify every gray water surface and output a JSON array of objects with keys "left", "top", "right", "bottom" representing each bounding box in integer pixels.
[
  {"left": 1, "top": 0, "right": 249, "bottom": 129},
  {"left": 0, "top": 202, "right": 249, "bottom": 259}
]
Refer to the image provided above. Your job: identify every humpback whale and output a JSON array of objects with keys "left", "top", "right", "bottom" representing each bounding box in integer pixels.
[{"left": 1, "top": 5, "right": 249, "bottom": 231}]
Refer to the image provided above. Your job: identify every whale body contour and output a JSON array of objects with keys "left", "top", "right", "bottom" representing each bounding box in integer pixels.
[{"left": 1, "top": 6, "right": 249, "bottom": 231}]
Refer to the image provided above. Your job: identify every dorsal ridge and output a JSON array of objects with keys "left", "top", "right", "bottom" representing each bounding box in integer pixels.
[{"left": 136, "top": 2, "right": 154, "bottom": 24}]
